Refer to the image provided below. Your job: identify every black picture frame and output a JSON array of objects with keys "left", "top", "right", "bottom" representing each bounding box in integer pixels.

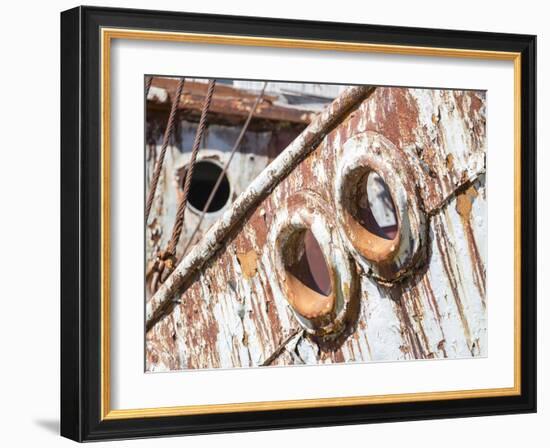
[{"left": 61, "top": 5, "right": 536, "bottom": 442}]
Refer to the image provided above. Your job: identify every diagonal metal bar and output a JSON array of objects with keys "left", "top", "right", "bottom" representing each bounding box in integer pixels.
[{"left": 260, "top": 328, "right": 302, "bottom": 366}]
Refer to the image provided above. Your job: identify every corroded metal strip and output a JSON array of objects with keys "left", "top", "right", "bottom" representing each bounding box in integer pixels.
[
  {"left": 148, "top": 78, "right": 315, "bottom": 125},
  {"left": 146, "top": 85, "right": 376, "bottom": 331}
]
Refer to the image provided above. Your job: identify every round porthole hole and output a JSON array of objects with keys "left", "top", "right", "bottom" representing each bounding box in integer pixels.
[{"left": 182, "top": 160, "right": 231, "bottom": 213}]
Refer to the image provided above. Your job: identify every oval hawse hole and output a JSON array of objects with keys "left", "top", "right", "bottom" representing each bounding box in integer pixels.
[{"left": 355, "top": 171, "right": 398, "bottom": 240}]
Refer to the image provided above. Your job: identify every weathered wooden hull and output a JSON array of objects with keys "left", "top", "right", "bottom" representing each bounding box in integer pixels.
[{"left": 146, "top": 86, "right": 487, "bottom": 371}]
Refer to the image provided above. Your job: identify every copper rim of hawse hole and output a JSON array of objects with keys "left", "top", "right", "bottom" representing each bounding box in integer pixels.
[
  {"left": 335, "top": 131, "right": 427, "bottom": 283},
  {"left": 269, "top": 191, "right": 359, "bottom": 336}
]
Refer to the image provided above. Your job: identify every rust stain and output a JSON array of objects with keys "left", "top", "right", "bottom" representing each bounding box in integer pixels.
[
  {"left": 446, "top": 153, "right": 455, "bottom": 171},
  {"left": 433, "top": 215, "right": 474, "bottom": 351},
  {"left": 456, "top": 184, "right": 478, "bottom": 220},
  {"left": 455, "top": 184, "right": 487, "bottom": 302},
  {"left": 386, "top": 284, "right": 425, "bottom": 360},
  {"left": 237, "top": 250, "right": 259, "bottom": 279}
]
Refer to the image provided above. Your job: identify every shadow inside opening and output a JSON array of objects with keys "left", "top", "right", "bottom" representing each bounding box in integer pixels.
[{"left": 286, "top": 229, "right": 332, "bottom": 297}]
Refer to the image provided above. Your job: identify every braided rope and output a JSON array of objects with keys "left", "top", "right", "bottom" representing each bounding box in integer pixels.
[
  {"left": 181, "top": 82, "right": 268, "bottom": 256},
  {"left": 145, "top": 77, "right": 185, "bottom": 222},
  {"left": 166, "top": 80, "right": 216, "bottom": 256},
  {"left": 145, "top": 76, "right": 154, "bottom": 99}
]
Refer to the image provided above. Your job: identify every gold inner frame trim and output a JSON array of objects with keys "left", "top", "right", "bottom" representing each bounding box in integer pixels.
[{"left": 100, "top": 27, "right": 522, "bottom": 421}]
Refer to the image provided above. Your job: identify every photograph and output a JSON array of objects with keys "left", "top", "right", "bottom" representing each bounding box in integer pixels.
[{"left": 144, "top": 77, "right": 487, "bottom": 371}]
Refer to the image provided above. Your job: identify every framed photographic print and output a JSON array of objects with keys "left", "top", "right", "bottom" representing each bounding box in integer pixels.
[{"left": 60, "top": 6, "right": 537, "bottom": 442}]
